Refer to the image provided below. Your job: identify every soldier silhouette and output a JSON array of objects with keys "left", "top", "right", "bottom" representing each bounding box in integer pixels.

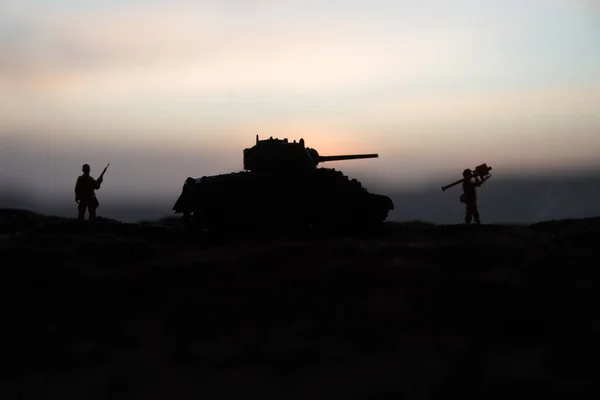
[
  {"left": 461, "top": 168, "right": 489, "bottom": 225},
  {"left": 75, "top": 163, "right": 103, "bottom": 221}
]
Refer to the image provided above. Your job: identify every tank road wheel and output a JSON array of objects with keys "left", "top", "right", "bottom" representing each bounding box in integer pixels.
[
  {"left": 345, "top": 206, "right": 388, "bottom": 231},
  {"left": 370, "top": 208, "right": 389, "bottom": 224},
  {"left": 192, "top": 210, "right": 212, "bottom": 231},
  {"left": 193, "top": 206, "right": 231, "bottom": 233},
  {"left": 182, "top": 211, "right": 196, "bottom": 229}
]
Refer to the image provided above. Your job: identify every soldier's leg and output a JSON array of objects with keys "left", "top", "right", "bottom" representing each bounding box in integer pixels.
[
  {"left": 88, "top": 205, "right": 97, "bottom": 221},
  {"left": 78, "top": 203, "right": 87, "bottom": 220},
  {"left": 465, "top": 205, "right": 472, "bottom": 224},
  {"left": 89, "top": 198, "right": 99, "bottom": 222},
  {"left": 473, "top": 205, "right": 481, "bottom": 225},
  {"left": 466, "top": 202, "right": 477, "bottom": 225}
]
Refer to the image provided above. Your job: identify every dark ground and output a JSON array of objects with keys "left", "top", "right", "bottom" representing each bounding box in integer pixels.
[{"left": 1, "top": 208, "right": 599, "bottom": 399}]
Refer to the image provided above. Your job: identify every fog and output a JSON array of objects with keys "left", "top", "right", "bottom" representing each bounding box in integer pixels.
[
  {"left": 2, "top": 138, "right": 599, "bottom": 224},
  {"left": 2, "top": 0, "right": 600, "bottom": 224},
  {"left": 385, "top": 170, "right": 600, "bottom": 224}
]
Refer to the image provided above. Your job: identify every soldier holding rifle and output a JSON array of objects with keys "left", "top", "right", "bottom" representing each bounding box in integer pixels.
[
  {"left": 75, "top": 163, "right": 109, "bottom": 221},
  {"left": 441, "top": 163, "right": 491, "bottom": 225}
]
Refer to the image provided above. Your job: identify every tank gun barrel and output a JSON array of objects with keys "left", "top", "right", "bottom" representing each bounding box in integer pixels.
[{"left": 317, "top": 154, "right": 379, "bottom": 163}]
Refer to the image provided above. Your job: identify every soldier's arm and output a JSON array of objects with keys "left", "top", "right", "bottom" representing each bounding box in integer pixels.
[
  {"left": 94, "top": 177, "right": 102, "bottom": 189},
  {"left": 75, "top": 177, "right": 81, "bottom": 201},
  {"left": 476, "top": 176, "right": 489, "bottom": 187}
]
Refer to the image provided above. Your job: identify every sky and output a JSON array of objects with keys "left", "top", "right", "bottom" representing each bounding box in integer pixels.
[{"left": 1, "top": 0, "right": 600, "bottom": 217}]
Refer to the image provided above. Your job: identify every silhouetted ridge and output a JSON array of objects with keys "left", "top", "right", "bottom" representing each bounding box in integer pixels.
[
  {"left": 1, "top": 207, "right": 598, "bottom": 398},
  {"left": 529, "top": 216, "right": 600, "bottom": 231},
  {"left": 0, "top": 208, "right": 45, "bottom": 233}
]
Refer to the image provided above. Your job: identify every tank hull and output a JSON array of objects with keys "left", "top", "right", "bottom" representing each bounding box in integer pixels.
[{"left": 173, "top": 169, "right": 394, "bottom": 231}]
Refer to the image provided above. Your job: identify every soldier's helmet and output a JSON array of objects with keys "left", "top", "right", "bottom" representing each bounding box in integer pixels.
[
  {"left": 82, "top": 164, "right": 90, "bottom": 173},
  {"left": 462, "top": 168, "right": 472, "bottom": 177}
]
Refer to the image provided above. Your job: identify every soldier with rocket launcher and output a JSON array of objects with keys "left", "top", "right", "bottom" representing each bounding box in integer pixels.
[{"left": 441, "top": 163, "right": 492, "bottom": 225}]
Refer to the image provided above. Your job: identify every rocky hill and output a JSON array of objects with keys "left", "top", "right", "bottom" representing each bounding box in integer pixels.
[{"left": 1, "top": 208, "right": 598, "bottom": 399}]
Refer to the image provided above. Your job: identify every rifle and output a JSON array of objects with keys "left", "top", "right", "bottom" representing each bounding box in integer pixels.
[{"left": 98, "top": 163, "right": 110, "bottom": 182}]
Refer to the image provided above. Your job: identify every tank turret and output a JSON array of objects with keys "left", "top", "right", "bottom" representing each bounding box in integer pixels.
[{"left": 243, "top": 135, "right": 379, "bottom": 173}]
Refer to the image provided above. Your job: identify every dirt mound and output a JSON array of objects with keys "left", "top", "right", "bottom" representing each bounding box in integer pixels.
[
  {"left": 0, "top": 208, "right": 45, "bottom": 233},
  {"left": 1, "top": 208, "right": 599, "bottom": 398}
]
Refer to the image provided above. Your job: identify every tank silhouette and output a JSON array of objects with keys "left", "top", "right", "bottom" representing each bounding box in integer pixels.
[{"left": 172, "top": 135, "right": 394, "bottom": 230}]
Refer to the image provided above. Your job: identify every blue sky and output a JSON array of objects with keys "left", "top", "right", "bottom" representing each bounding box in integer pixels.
[{"left": 1, "top": 0, "right": 599, "bottom": 204}]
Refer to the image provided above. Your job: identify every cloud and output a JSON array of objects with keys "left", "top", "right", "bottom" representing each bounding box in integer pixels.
[
  {"left": 2, "top": 0, "right": 599, "bottom": 164},
  {"left": 362, "top": 83, "right": 600, "bottom": 126},
  {"left": 0, "top": 1, "right": 479, "bottom": 95},
  {"left": 4, "top": 0, "right": 597, "bottom": 107},
  {"left": 0, "top": 1, "right": 484, "bottom": 136}
]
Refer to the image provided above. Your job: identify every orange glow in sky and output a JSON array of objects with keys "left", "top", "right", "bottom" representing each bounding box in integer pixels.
[{"left": 1, "top": 0, "right": 600, "bottom": 199}]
